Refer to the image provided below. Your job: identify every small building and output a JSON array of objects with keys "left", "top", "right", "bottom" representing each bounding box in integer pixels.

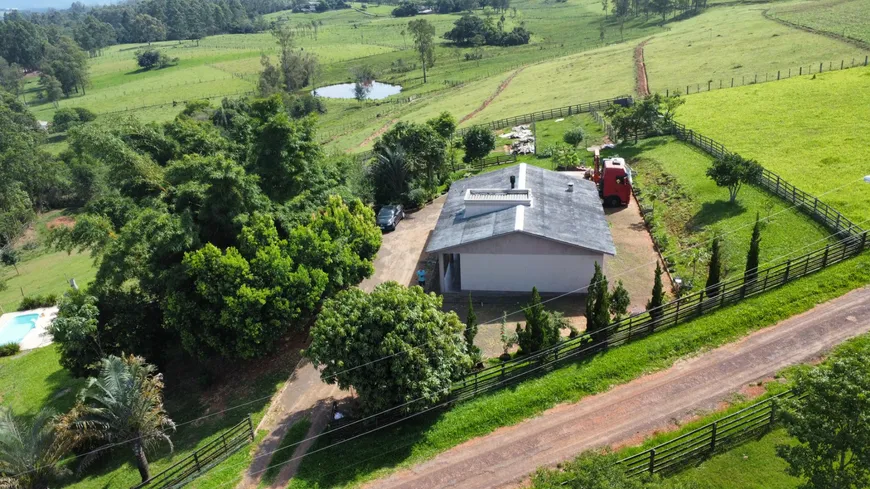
[{"left": 427, "top": 163, "right": 616, "bottom": 294}]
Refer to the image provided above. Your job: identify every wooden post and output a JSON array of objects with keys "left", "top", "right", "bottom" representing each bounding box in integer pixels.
[
  {"left": 799, "top": 66, "right": 802, "bottom": 75},
  {"left": 820, "top": 62, "right": 823, "bottom": 72},
  {"left": 247, "top": 414, "right": 255, "bottom": 441},
  {"left": 783, "top": 260, "right": 791, "bottom": 284},
  {"left": 841, "top": 60, "right": 844, "bottom": 70},
  {"left": 649, "top": 449, "right": 656, "bottom": 474},
  {"left": 822, "top": 244, "right": 830, "bottom": 268},
  {"left": 674, "top": 299, "right": 681, "bottom": 326},
  {"left": 710, "top": 422, "right": 718, "bottom": 452},
  {"left": 731, "top": 77, "right": 734, "bottom": 87},
  {"left": 193, "top": 452, "right": 201, "bottom": 473},
  {"left": 777, "top": 70, "right": 780, "bottom": 80},
  {"left": 708, "top": 80, "right": 712, "bottom": 91},
  {"left": 769, "top": 400, "right": 776, "bottom": 426}
]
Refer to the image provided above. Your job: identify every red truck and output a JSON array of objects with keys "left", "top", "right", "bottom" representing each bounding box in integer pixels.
[{"left": 590, "top": 149, "right": 633, "bottom": 207}]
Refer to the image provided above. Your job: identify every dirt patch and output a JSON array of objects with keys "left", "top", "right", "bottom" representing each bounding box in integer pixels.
[
  {"left": 46, "top": 216, "right": 75, "bottom": 230},
  {"left": 460, "top": 67, "right": 525, "bottom": 125},
  {"left": 355, "top": 118, "right": 399, "bottom": 151},
  {"left": 634, "top": 38, "right": 652, "bottom": 97}
]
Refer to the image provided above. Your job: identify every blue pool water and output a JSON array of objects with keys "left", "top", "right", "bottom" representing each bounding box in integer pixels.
[{"left": 0, "top": 313, "right": 38, "bottom": 344}]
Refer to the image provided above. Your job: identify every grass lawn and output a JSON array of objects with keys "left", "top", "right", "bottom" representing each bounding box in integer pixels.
[
  {"left": 676, "top": 66, "right": 870, "bottom": 224},
  {"left": 0, "top": 210, "right": 97, "bottom": 313},
  {"left": 0, "top": 346, "right": 85, "bottom": 416},
  {"left": 619, "top": 137, "right": 834, "bottom": 289},
  {"left": 287, "top": 248, "right": 870, "bottom": 489},
  {"left": 643, "top": 2, "right": 869, "bottom": 94},
  {"left": 770, "top": 0, "right": 870, "bottom": 45}
]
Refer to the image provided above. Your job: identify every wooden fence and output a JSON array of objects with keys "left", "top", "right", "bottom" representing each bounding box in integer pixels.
[
  {"left": 131, "top": 416, "right": 254, "bottom": 489},
  {"left": 456, "top": 96, "right": 632, "bottom": 137},
  {"left": 618, "top": 391, "right": 802, "bottom": 477},
  {"left": 469, "top": 153, "right": 517, "bottom": 170}
]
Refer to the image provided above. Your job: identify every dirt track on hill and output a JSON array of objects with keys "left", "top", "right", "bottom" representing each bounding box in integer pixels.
[
  {"left": 634, "top": 38, "right": 652, "bottom": 96},
  {"left": 460, "top": 67, "right": 525, "bottom": 124},
  {"left": 362, "top": 286, "right": 870, "bottom": 489}
]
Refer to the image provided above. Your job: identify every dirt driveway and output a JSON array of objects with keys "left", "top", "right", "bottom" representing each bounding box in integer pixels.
[
  {"left": 362, "top": 286, "right": 870, "bottom": 489},
  {"left": 359, "top": 195, "right": 446, "bottom": 292}
]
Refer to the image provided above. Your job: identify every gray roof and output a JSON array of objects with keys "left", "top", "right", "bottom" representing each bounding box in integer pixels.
[{"left": 427, "top": 164, "right": 616, "bottom": 255}]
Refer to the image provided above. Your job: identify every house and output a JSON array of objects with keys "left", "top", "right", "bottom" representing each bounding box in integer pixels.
[{"left": 426, "top": 163, "right": 616, "bottom": 294}]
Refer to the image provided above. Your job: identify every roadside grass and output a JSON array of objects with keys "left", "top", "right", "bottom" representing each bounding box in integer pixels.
[
  {"left": 676, "top": 65, "right": 870, "bottom": 224},
  {"left": 288, "top": 250, "right": 870, "bottom": 489},
  {"left": 618, "top": 137, "right": 834, "bottom": 289},
  {"left": 643, "top": 3, "right": 869, "bottom": 94},
  {"left": 260, "top": 417, "right": 312, "bottom": 487},
  {"left": 770, "top": 0, "right": 870, "bottom": 45}
]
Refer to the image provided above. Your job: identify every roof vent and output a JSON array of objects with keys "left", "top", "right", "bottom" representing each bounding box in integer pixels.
[
  {"left": 567, "top": 182, "right": 574, "bottom": 192},
  {"left": 463, "top": 188, "right": 532, "bottom": 218},
  {"left": 510, "top": 175, "right": 516, "bottom": 189}
]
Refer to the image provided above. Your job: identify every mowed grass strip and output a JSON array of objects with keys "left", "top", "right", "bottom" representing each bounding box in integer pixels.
[
  {"left": 287, "top": 250, "right": 870, "bottom": 489},
  {"left": 260, "top": 417, "right": 312, "bottom": 487},
  {"left": 622, "top": 137, "right": 834, "bottom": 287},
  {"left": 676, "top": 66, "right": 870, "bottom": 224},
  {"left": 643, "top": 4, "right": 869, "bottom": 94}
]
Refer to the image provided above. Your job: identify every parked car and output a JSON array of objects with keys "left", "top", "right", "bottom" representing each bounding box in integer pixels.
[{"left": 377, "top": 205, "right": 405, "bottom": 231}]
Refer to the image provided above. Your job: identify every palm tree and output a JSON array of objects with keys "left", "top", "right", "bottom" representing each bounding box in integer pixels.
[
  {"left": 0, "top": 408, "right": 72, "bottom": 489},
  {"left": 374, "top": 145, "right": 410, "bottom": 203},
  {"left": 68, "top": 355, "right": 175, "bottom": 483}
]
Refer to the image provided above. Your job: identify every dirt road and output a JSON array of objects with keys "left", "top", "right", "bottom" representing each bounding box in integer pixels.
[{"left": 363, "top": 286, "right": 870, "bottom": 489}]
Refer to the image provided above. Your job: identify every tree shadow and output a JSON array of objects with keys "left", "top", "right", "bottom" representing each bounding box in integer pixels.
[{"left": 685, "top": 200, "right": 747, "bottom": 232}]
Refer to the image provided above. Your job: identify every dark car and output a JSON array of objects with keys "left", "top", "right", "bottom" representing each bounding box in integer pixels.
[{"left": 377, "top": 205, "right": 405, "bottom": 231}]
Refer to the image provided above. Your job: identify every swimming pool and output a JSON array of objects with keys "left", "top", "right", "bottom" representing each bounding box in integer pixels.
[{"left": 0, "top": 313, "right": 39, "bottom": 344}]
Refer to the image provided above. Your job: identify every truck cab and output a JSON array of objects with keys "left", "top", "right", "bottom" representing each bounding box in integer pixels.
[{"left": 600, "top": 157, "right": 632, "bottom": 207}]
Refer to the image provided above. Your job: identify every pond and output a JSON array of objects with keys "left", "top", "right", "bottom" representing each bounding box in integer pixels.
[{"left": 312, "top": 81, "right": 402, "bottom": 100}]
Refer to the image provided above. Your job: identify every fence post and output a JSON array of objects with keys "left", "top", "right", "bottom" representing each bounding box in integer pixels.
[
  {"left": 769, "top": 399, "right": 777, "bottom": 427},
  {"left": 777, "top": 71, "right": 780, "bottom": 80},
  {"left": 799, "top": 66, "right": 802, "bottom": 75},
  {"left": 247, "top": 414, "right": 255, "bottom": 441},
  {"left": 710, "top": 422, "right": 718, "bottom": 452},
  {"left": 731, "top": 78, "right": 734, "bottom": 87},
  {"left": 820, "top": 62, "right": 823, "bottom": 72},
  {"left": 193, "top": 451, "right": 201, "bottom": 473},
  {"left": 649, "top": 449, "right": 656, "bottom": 474},
  {"left": 861, "top": 231, "right": 867, "bottom": 250},
  {"left": 822, "top": 244, "right": 830, "bottom": 267},
  {"left": 674, "top": 299, "right": 681, "bottom": 326},
  {"left": 783, "top": 259, "right": 791, "bottom": 284}
]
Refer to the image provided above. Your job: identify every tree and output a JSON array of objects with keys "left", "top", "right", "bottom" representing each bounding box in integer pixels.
[
  {"left": 585, "top": 262, "right": 611, "bottom": 345},
  {"left": 705, "top": 237, "right": 722, "bottom": 297},
  {"left": 306, "top": 282, "right": 473, "bottom": 414},
  {"left": 0, "top": 248, "right": 20, "bottom": 276},
  {"left": 462, "top": 125, "right": 496, "bottom": 164},
  {"left": 131, "top": 14, "right": 167, "bottom": 44},
  {"left": 0, "top": 408, "right": 72, "bottom": 489},
  {"left": 40, "top": 75, "right": 63, "bottom": 108},
  {"left": 374, "top": 121, "right": 446, "bottom": 192},
  {"left": 776, "top": 349, "right": 870, "bottom": 489},
  {"left": 258, "top": 54, "right": 282, "bottom": 96},
  {"left": 427, "top": 111, "right": 457, "bottom": 140},
  {"left": 609, "top": 280, "right": 630, "bottom": 322},
  {"left": 271, "top": 24, "right": 319, "bottom": 91},
  {"left": 0, "top": 183, "right": 34, "bottom": 248},
  {"left": 0, "top": 57, "right": 24, "bottom": 96},
  {"left": 407, "top": 19, "right": 436, "bottom": 83},
  {"left": 0, "top": 12, "right": 48, "bottom": 70},
  {"left": 706, "top": 153, "right": 762, "bottom": 204},
  {"left": 46, "top": 290, "right": 104, "bottom": 377},
  {"left": 465, "top": 293, "right": 480, "bottom": 361},
  {"left": 563, "top": 126, "right": 585, "bottom": 147},
  {"left": 745, "top": 212, "right": 761, "bottom": 285},
  {"left": 516, "top": 287, "right": 560, "bottom": 354},
  {"left": 649, "top": 0, "right": 672, "bottom": 22},
  {"left": 67, "top": 355, "right": 175, "bottom": 482},
  {"left": 499, "top": 312, "right": 517, "bottom": 359},
  {"left": 646, "top": 261, "right": 664, "bottom": 319},
  {"left": 604, "top": 93, "right": 683, "bottom": 143},
  {"left": 165, "top": 214, "right": 328, "bottom": 359},
  {"left": 135, "top": 48, "right": 177, "bottom": 70},
  {"left": 372, "top": 145, "right": 411, "bottom": 204}
]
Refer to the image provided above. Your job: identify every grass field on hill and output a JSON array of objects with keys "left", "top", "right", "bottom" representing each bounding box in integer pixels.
[
  {"left": 643, "top": 3, "right": 869, "bottom": 94},
  {"left": 770, "top": 0, "right": 870, "bottom": 45},
  {"left": 676, "top": 65, "right": 870, "bottom": 225}
]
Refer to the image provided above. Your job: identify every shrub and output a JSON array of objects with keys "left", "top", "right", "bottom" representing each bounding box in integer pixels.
[
  {"left": 17, "top": 294, "right": 59, "bottom": 311},
  {"left": 72, "top": 107, "right": 96, "bottom": 123},
  {"left": 135, "top": 48, "right": 178, "bottom": 70},
  {"left": 407, "top": 187, "right": 431, "bottom": 207},
  {"left": 563, "top": 126, "right": 585, "bottom": 147},
  {"left": 392, "top": 2, "right": 418, "bottom": 17},
  {"left": 52, "top": 108, "right": 80, "bottom": 133},
  {"left": 0, "top": 342, "right": 20, "bottom": 357}
]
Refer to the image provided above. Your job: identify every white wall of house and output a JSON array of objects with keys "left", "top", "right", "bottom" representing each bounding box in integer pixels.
[{"left": 459, "top": 252, "right": 603, "bottom": 293}]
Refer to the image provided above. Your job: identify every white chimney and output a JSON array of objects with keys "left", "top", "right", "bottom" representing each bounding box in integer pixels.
[{"left": 567, "top": 182, "right": 574, "bottom": 192}]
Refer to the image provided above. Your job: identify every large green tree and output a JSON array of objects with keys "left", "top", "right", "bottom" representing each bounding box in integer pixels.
[
  {"left": 706, "top": 153, "right": 762, "bottom": 204},
  {"left": 47, "top": 290, "right": 104, "bottom": 377},
  {"left": 776, "top": 348, "right": 870, "bottom": 489},
  {"left": 306, "top": 282, "right": 473, "bottom": 414},
  {"left": 407, "top": 19, "right": 436, "bottom": 83},
  {"left": 373, "top": 121, "right": 446, "bottom": 193},
  {"left": 462, "top": 125, "right": 496, "bottom": 164}
]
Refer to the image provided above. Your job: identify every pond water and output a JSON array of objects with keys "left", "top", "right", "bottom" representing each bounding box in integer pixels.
[{"left": 312, "top": 81, "right": 402, "bottom": 100}]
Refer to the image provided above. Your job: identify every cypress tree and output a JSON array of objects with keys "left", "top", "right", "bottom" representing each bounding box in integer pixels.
[
  {"left": 706, "top": 237, "right": 722, "bottom": 297},
  {"left": 745, "top": 212, "right": 762, "bottom": 286},
  {"left": 518, "top": 287, "right": 547, "bottom": 353},
  {"left": 465, "top": 293, "right": 479, "bottom": 358},
  {"left": 646, "top": 261, "right": 664, "bottom": 320},
  {"left": 585, "top": 262, "right": 610, "bottom": 344}
]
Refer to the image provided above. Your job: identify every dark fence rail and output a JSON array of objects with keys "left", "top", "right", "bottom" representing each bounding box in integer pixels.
[
  {"left": 618, "top": 390, "right": 802, "bottom": 477},
  {"left": 131, "top": 416, "right": 254, "bottom": 489},
  {"left": 457, "top": 96, "right": 632, "bottom": 137},
  {"left": 469, "top": 153, "right": 517, "bottom": 170}
]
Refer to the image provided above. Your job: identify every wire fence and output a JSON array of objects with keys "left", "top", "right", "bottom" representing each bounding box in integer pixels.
[
  {"left": 618, "top": 390, "right": 803, "bottom": 477},
  {"left": 131, "top": 416, "right": 254, "bottom": 489},
  {"left": 656, "top": 56, "right": 870, "bottom": 96}
]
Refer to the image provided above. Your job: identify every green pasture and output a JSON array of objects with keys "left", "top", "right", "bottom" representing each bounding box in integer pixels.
[
  {"left": 622, "top": 137, "right": 834, "bottom": 289},
  {"left": 770, "top": 0, "right": 870, "bottom": 45},
  {"left": 677, "top": 66, "right": 870, "bottom": 224},
  {"left": 286, "top": 249, "right": 870, "bottom": 489},
  {"left": 643, "top": 3, "right": 869, "bottom": 94}
]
